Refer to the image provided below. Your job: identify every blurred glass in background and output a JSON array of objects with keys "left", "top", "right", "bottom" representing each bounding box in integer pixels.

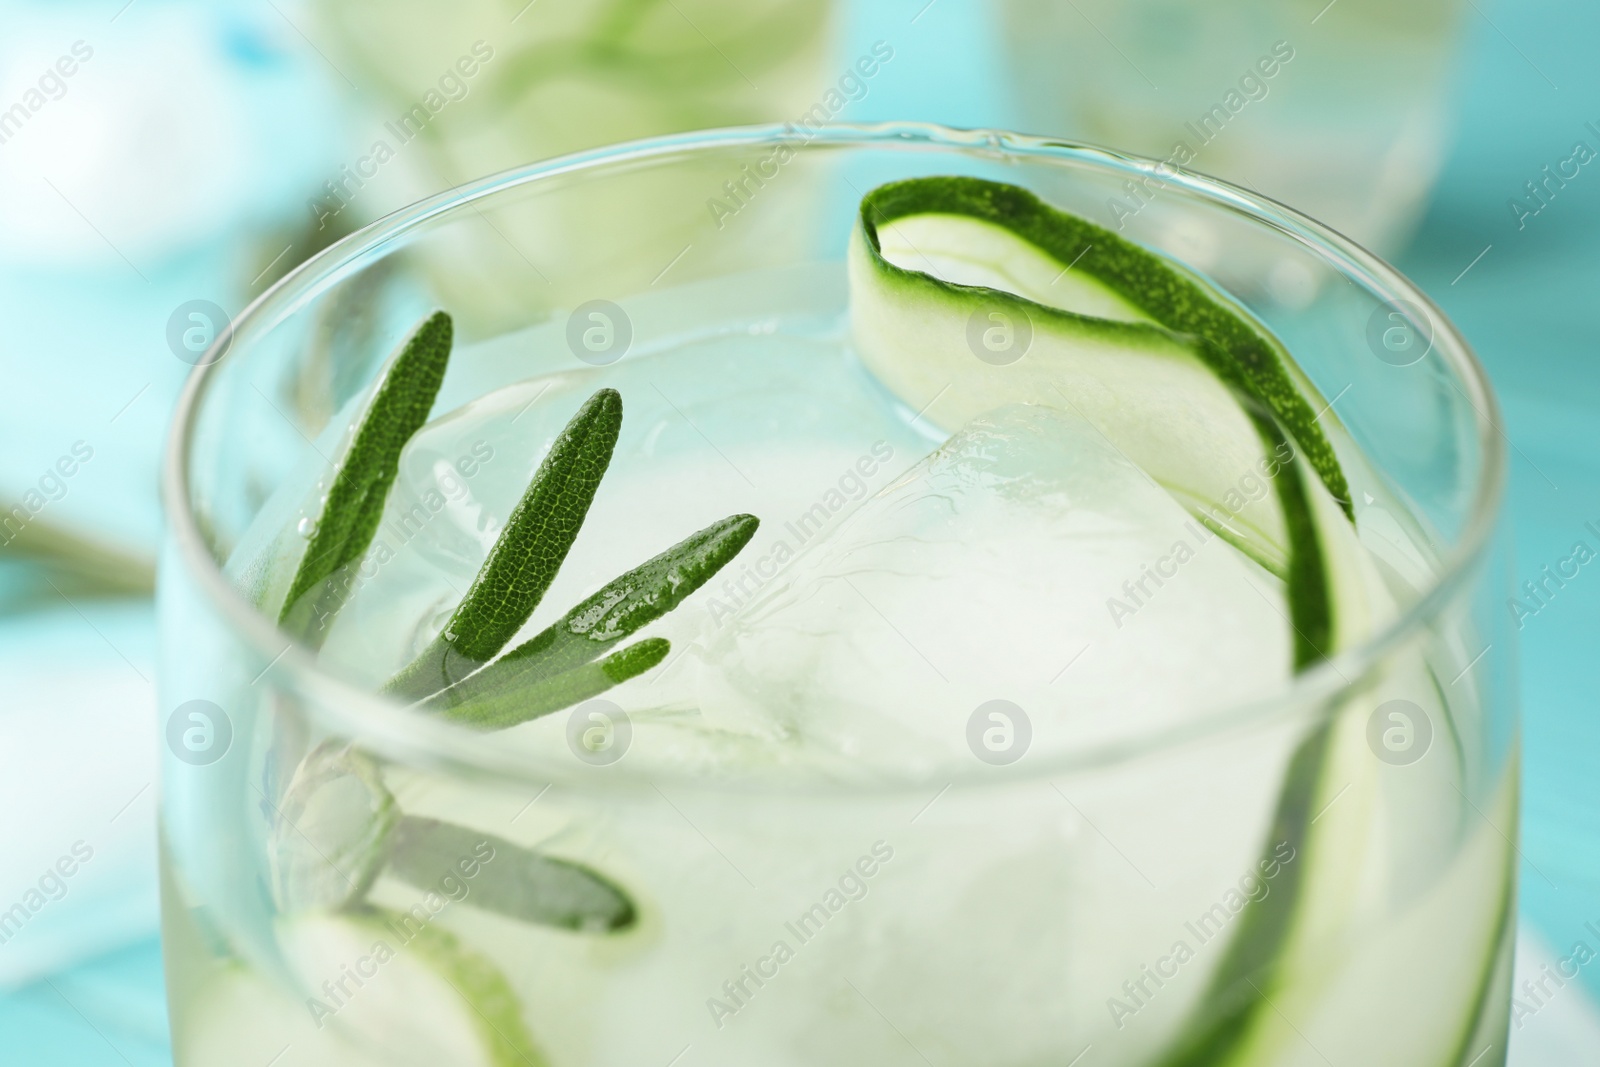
[
  {"left": 997, "top": 0, "right": 1467, "bottom": 254},
  {"left": 292, "top": 0, "right": 839, "bottom": 328},
  {"left": 309, "top": 0, "right": 835, "bottom": 188}
]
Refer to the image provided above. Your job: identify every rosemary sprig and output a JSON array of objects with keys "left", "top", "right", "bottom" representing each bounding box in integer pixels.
[
  {"left": 420, "top": 513, "right": 758, "bottom": 724},
  {"left": 385, "top": 388, "right": 622, "bottom": 701},
  {"left": 388, "top": 817, "right": 636, "bottom": 932},
  {"left": 375, "top": 385, "right": 759, "bottom": 729},
  {"left": 263, "top": 309, "right": 758, "bottom": 933},
  {"left": 431, "top": 637, "right": 672, "bottom": 731}
]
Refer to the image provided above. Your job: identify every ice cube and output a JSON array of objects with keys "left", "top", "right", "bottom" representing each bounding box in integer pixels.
[{"left": 695, "top": 403, "right": 1293, "bottom": 774}]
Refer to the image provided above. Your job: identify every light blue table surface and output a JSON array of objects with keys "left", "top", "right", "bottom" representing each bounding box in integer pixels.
[{"left": 2, "top": 0, "right": 1596, "bottom": 1062}]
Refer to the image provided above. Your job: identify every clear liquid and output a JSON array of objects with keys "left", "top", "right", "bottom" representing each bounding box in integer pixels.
[{"left": 165, "top": 264, "right": 1514, "bottom": 1067}]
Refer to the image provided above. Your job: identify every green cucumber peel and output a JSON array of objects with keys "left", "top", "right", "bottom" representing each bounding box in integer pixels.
[
  {"left": 849, "top": 178, "right": 1396, "bottom": 1066},
  {"left": 1149, "top": 725, "right": 1330, "bottom": 1067},
  {"left": 853, "top": 176, "right": 1342, "bottom": 669},
  {"left": 1198, "top": 341, "right": 1333, "bottom": 671},
  {"left": 856, "top": 176, "right": 1352, "bottom": 520},
  {"left": 346, "top": 905, "right": 548, "bottom": 1066},
  {"left": 1444, "top": 876, "right": 1517, "bottom": 1067}
]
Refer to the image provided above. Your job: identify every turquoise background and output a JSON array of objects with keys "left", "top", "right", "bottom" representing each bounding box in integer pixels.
[{"left": 1, "top": 0, "right": 1595, "bottom": 1061}]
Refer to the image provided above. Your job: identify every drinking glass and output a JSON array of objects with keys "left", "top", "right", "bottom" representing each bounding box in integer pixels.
[
  {"left": 997, "top": 0, "right": 1468, "bottom": 254},
  {"left": 160, "top": 123, "right": 1513, "bottom": 1067},
  {"left": 294, "top": 0, "right": 839, "bottom": 329}
]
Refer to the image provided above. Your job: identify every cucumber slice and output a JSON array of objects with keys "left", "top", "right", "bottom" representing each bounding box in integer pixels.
[
  {"left": 176, "top": 964, "right": 390, "bottom": 1067},
  {"left": 177, "top": 913, "right": 543, "bottom": 1067},
  {"left": 849, "top": 176, "right": 1345, "bottom": 669},
  {"left": 1184, "top": 759, "right": 1516, "bottom": 1067},
  {"left": 847, "top": 177, "right": 1505, "bottom": 1066},
  {"left": 1150, "top": 508, "right": 1508, "bottom": 1067},
  {"left": 856, "top": 178, "right": 1348, "bottom": 501},
  {"left": 851, "top": 176, "right": 1351, "bottom": 568},
  {"left": 278, "top": 908, "right": 544, "bottom": 1067},
  {"left": 270, "top": 742, "right": 398, "bottom": 914},
  {"left": 847, "top": 174, "right": 1358, "bottom": 668}
]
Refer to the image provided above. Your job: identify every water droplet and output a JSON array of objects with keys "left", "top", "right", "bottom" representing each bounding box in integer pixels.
[{"left": 296, "top": 517, "right": 317, "bottom": 538}]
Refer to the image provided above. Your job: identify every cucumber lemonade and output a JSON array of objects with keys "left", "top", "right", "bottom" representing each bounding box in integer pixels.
[{"left": 160, "top": 131, "right": 1514, "bottom": 1067}]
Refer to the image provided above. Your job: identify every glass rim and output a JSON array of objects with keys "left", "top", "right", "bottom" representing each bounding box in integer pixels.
[{"left": 161, "top": 120, "right": 1508, "bottom": 796}]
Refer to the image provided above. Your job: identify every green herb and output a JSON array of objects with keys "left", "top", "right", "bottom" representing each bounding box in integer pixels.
[
  {"left": 421, "top": 513, "right": 758, "bottom": 722},
  {"left": 431, "top": 637, "right": 671, "bottom": 730},
  {"left": 388, "top": 817, "right": 636, "bottom": 933},
  {"left": 0, "top": 516, "right": 155, "bottom": 600},
  {"left": 279, "top": 311, "right": 453, "bottom": 645},
  {"left": 376, "top": 388, "right": 758, "bottom": 725},
  {"left": 385, "top": 388, "right": 623, "bottom": 701},
  {"left": 264, "top": 310, "right": 759, "bottom": 938}
]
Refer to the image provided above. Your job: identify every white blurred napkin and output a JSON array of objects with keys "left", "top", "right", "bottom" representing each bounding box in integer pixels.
[
  {"left": 0, "top": 599, "right": 157, "bottom": 988},
  {"left": 1509, "top": 925, "right": 1600, "bottom": 1066}
]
